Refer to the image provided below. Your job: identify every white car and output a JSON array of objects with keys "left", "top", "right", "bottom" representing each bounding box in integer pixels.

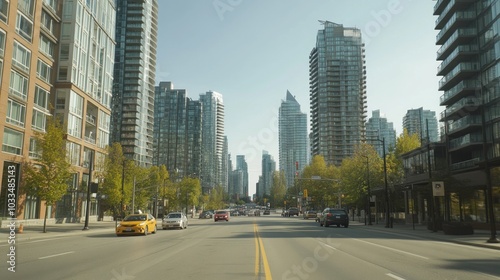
[{"left": 162, "top": 212, "right": 188, "bottom": 230}]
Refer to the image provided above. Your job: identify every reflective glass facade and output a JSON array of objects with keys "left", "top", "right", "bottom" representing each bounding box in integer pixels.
[
  {"left": 153, "top": 82, "right": 202, "bottom": 178},
  {"left": 279, "top": 90, "right": 308, "bottom": 189},
  {"left": 111, "top": 0, "right": 158, "bottom": 167},
  {"left": 199, "top": 91, "right": 225, "bottom": 193},
  {"left": 309, "top": 21, "right": 367, "bottom": 166}
]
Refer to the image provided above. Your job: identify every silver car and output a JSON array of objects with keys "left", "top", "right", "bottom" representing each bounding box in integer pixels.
[{"left": 162, "top": 212, "right": 188, "bottom": 230}]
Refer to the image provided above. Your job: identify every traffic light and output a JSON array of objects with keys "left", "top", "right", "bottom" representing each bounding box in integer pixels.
[{"left": 303, "top": 189, "right": 308, "bottom": 198}]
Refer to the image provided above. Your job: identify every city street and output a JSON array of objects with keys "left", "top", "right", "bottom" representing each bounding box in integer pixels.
[{"left": 1, "top": 214, "right": 499, "bottom": 280}]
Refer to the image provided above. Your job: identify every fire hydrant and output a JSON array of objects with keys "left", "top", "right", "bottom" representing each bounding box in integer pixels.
[{"left": 17, "top": 223, "right": 24, "bottom": 234}]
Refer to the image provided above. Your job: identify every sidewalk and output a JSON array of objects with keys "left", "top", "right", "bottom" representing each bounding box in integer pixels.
[
  {"left": 0, "top": 221, "right": 117, "bottom": 243},
  {"left": 351, "top": 220, "right": 500, "bottom": 251}
]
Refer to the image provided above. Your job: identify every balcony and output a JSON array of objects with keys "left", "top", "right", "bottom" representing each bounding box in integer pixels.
[
  {"left": 450, "top": 157, "right": 480, "bottom": 171},
  {"left": 440, "top": 97, "right": 480, "bottom": 120},
  {"left": 449, "top": 133, "right": 482, "bottom": 151},
  {"left": 447, "top": 115, "right": 482, "bottom": 135},
  {"left": 440, "top": 80, "right": 480, "bottom": 105},
  {"left": 439, "top": 62, "right": 479, "bottom": 91}
]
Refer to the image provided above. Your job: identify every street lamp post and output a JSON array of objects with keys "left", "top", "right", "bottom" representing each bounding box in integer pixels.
[
  {"left": 362, "top": 155, "right": 372, "bottom": 226},
  {"left": 373, "top": 137, "right": 390, "bottom": 228},
  {"left": 83, "top": 151, "right": 94, "bottom": 230}
]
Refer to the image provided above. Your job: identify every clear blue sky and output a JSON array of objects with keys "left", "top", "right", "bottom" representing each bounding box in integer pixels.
[{"left": 156, "top": 0, "right": 441, "bottom": 197}]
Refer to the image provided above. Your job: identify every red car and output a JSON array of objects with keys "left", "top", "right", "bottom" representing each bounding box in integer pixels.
[{"left": 214, "top": 210, "right": 230, "bottom": 222}]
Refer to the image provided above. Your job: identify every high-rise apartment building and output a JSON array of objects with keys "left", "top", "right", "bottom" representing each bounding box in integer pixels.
[
  {"left": 199, "top": 91, "right": 225, "bottom": 193},
  {"left": 279, "top": 90, "right": 308, "bottom": 188},
  {"left": 309, "top": 21, "right": 367, "bottom": 166},
  {"left": 403, "top": 107, "right": 439, "bottom": 144},
  {"left": 261, "top": 151, "right": 276, "bottom": 197},
  {"left": 366, "top": 110, "right": 396, "bottom": 157},
  {"left": 435, "top": 1, "right": 499, "bottom": 171},
  {"left": 221, "top": 136, "right": 229, "bottom": 193},
  {"left": 0, "top": 1, "right": 116, "bottom": 222},
  {"left": 153, "top": 82, "right": 202, "bottom": 178},
  {"left": 111, "top": 0, "right": 158, "bottom": 167},
  {"left": 236, "top": 155, "right": 248, "bottom": 199}
]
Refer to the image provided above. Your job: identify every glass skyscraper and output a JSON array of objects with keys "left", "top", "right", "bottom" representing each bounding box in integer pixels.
[
  {"left": 366, "top": 110, "right": 396, "bottom": 157},
  {"left": 199, "top": 91, "right": 225, "bottom": 193},
  {"left": 402, "top": 107, "right": 439, "bottom": 144},
  {"left": 434, "top": 0, "right": 500, "bottom": 225},
  {"left": 153, "top": 82, "right": 202, "bottom": 178},
  {"left": 309, "top": 21, "right": 367, "bottom": 166},
  {"left": 279, "top": 90, "right": 308, "bottom": 189},
  {"left": 111, "top": 0, "right": 158, "bottom": 167}
]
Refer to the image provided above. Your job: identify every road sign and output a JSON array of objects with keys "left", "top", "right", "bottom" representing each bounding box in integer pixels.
[{"left": 432, "top": 181, "right": 445, "bottom": 196}]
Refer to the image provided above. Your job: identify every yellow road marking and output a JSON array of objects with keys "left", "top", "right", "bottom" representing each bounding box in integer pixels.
[
  {"left": 254, "top": 224, "right": 259, "bottom": 276},
  {"left": 254, "top": 223, "right": 273, "bottom": 280}
]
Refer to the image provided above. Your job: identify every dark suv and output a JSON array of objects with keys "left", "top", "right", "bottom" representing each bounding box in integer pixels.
[
  {"left": 319, "top": 208, "right": 349, "bottom": 228},
  {"left": 288, "top": 207, "right": 299, "bottom": 217}
]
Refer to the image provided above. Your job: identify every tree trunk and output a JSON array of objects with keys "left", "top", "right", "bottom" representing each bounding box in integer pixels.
[{"left": 43, "top": 204, "right": 49, "bottom": 233}]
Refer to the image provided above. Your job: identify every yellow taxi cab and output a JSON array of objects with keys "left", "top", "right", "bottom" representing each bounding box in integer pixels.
[{"left": 116, "top": 213, "right": 157, "bottom": 236}]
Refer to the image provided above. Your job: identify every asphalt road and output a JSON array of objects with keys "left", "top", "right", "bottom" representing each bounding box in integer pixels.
[{"left": 1, "top": 214, "right": 499, "bottom": 280}]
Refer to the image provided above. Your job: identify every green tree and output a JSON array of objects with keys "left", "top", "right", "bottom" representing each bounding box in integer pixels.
[
  {"left": 95, "top": 143, "right": 134, "bottom": 219},
  {"left": 22, "top": 119, "right": 73, "bottom": 233},
  {"left": 340, "top": 143, "right": 380, "bottom": 209},
  {"left": 270, "top": 170, "right": 286, "bottom": 208},
  {"left": 179, "top": 177, "right": 201, "bottom": 215},
  {"left": 206, "top": 185, "right": 226, "bottom": 210},
  {"left": 388, "top": 128, "right": 421, "bottom": 187},
  {"left": 300, "top": 155, "right": 341, "bottom": 210}
]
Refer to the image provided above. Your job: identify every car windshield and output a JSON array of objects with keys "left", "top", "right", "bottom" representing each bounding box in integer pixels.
[
  {"left": 216, "top": 211, "right": 226, "bottom": 214},
  {"left": 167, "top": 214, "right": 181, "bottom": 218},
  {"left": 329, "top": 210, "right": 346, "bottom": 215},
  {"left": 123, "top": 215, "right": 146, "bottom": 221}
]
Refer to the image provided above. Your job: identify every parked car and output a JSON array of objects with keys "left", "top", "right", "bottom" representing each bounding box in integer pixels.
[
  {"left": 288, "top": 207, "right": 299, "bottom": 217},
  {"left": 303, "top": 210, "right": 317, "bottom": 219},
  {"left": 319, "top": 208, "right": 349, "bottom": 228},
  {"left": 199, "top": 210, "right": 213, "bottom": 219},
  {"left": 231, "top": 210, "right": 240, "bottom": 216},
  {"left": 214, "top": 210, "right": 230, "bottom": 222},
  {"left": 263, "top": 209, "right": 270, "bottom": 215},
  {"left": 116, "top": 213, "right": 157, "bottom": 236},
  {"left": 162, "top": 212, "right": 188, "bottom": 229}
]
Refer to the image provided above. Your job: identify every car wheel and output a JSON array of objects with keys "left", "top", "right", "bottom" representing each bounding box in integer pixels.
[
  {"left": 336, "top": 224, "right": 340, "bottom": 227},
  {"left": 144, "top": 226, "right": 148, "bottom": 236},
  {"left": 163, "top": 227, "right": 166, "bottom": 230},
  {"left": 344, "top": 224, "right": 349, "bottom": 228}
]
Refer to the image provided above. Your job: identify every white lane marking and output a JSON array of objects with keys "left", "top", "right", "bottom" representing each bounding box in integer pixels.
[
  {"left": 318, "top": 241, "right": 339, "bottom": 251},
  {"left": 387, "top": 273, "right": 406, "bottom": 280},
  {"left": 39, "top": 251, "right": 75, "bottom": 259},
  {"left": 352, "top": 238, "right": 429, "bottom": 260}
]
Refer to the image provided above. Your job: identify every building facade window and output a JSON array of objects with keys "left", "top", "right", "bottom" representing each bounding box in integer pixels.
[
  {"left": 2, "top": 127, "right": 23, "bottom": 155},
  {"left": 6, "top": 99, "right": 26, "bottom": 127},
  {"left": 9, "top": 70, "right": 29, "bottom": 101},
  {"left": 16, "top": 11, "right": 33, "bottom": 42},
  {"left": 0, "top": 0, "right": 9, "bottom": 23},
  {"left": 12, "top": 41, "right": 31, "bottom": 73},
  {"left": 0, "top": 29, "right": 5, "bottom": 57},
  {"left": 66, "top": 141, "right": 80, "bottom": 166},
  {"left": 39, "top": 35, "right": 55, "bottom": 58},
  {"left": 36, "top": 59, "right": 52, "bottom": 84},
  {"left": 32, "top": 109, "right": 47, "bottom": 131}
]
